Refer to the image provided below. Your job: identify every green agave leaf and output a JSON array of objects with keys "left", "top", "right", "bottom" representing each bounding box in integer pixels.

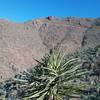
[
  {"left": 28, "top": 80, "right": 52, "bottom": 99},
  {"left": 13, "top": 78, "right": 28, "bottom": 83},
  {"left": 61, "top": 58, "right": 79, "bottom": 68},
  {"left": 49, "top": 72, "right": 58, "bottom": 77},
  {"left": 53, "top": 55, "right": 57, "bottom": 66},
  {"left": 24, "top": 70, "right": 32, "bottom": 75},
  {"left": 60, "top": 64, "right": 81, "bottom": 77},
  {"left": 37, "top": 92, "right": 48, "bottom": 100},
  {"left": 75, "top": 71, "right": 89, "bottom": 77},
  {"left": 30, "top": 82, "right": 35, "bottom": 86},
  {"left": 42, "top": 67, "right": 57, "bottom": 76},
  {"left": 61, "top": 58, "right": 79, "bottom": 72},
  {"left": 56, "top": 55, "right": 65, "bottom": 69},
  {"left": 28, "top": 88, "right": 48, "bottom": 99},
  {"left": 61, "top": 70, "right": 88, "bottom": 83},
  {"left": 47, "top": 77, "right": 57, "bottom": 87},
  {"left": 58, "top": 84, "right": 81, "bottom": 96}
]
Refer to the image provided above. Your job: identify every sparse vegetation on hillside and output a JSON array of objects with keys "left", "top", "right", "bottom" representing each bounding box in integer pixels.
[{"left": 0, "top": 46, "right": 100, "bottom": 100}]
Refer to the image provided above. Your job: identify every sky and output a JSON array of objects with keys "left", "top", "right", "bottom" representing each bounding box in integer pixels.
[{"left": 0, "top": 0, "right": 100, "bottom": 22}]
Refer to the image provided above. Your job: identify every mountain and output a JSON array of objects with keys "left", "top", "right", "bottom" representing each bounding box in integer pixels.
[{"left": 0, "top": 16, "right": 100, "bottom": 81}]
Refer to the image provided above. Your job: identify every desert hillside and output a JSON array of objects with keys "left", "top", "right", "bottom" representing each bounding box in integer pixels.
[{"left": 0, "top": 17, "right": 100, "bottom": 81}]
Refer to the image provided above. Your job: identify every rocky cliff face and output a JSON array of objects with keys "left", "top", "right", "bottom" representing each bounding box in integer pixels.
[{"left": 0, "top": 17, "right": 100, "bottom": 81}]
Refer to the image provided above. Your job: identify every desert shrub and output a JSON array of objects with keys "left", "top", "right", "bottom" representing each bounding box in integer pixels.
[
  {"left": 13, "top": 50, "right": 88, "bottom": 100},
  {"left": 0, "top": 79, "right": 24, "bottom": 99},
  {"left": 94, "top": 18, "right": 100, "bottom": 26},
  {"left": 81, "top": 82, "right": 100, "bottom": 100},
  {"left": 65, "top": 45, "right": 100, "bottom": 100}
]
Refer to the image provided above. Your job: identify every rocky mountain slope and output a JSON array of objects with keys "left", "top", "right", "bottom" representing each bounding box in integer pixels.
[{"left": 0, "top": 17, "right": 100, "bottom": 81}]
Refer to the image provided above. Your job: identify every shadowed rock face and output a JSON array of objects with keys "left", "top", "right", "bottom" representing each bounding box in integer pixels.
[{"left": 0, "top": 17, "right": 100, "bottom": 81}]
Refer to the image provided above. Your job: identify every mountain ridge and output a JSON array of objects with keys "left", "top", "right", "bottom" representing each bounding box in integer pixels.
[{"left": 0, "top": 16, "right": 100, "bottom": 81}]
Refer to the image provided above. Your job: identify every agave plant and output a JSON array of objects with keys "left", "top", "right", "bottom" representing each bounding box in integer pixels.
[{"left": 14, "top": 50, "right": 88, "bottom": 100}]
